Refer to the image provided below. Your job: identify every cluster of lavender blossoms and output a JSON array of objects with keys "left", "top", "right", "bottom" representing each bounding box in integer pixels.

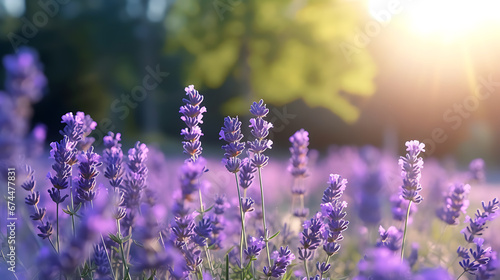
[
  {"left": 180, "top": 84, "right": 206, "bottom": 161},
  {"left": 399, "top": 140, "right": 425, "bottom": 204},
  {"left": 457, "top": 199, "right": 499, "bottom": 278},
  {"left": 436, "top": 183, "right": 471, "bottom": 225},
  {"left": 9, "top": 73, "right": 500, "bottom": 280},
  {"left": 296, "top": 174, "right": 350, "bottom": 279}
]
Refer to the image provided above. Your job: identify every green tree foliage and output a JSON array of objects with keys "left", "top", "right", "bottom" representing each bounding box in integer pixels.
[{"left": 165, "top": 0, "right": 376, "bottom": 123}]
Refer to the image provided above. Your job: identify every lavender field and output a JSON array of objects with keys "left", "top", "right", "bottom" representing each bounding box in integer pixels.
[{"left": 1, "top": 47, "right": 500, "bottom": 280}]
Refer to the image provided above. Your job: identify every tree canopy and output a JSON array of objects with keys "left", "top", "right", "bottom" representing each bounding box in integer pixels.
[{"left": 166, "top": 0, "right": 376, "bottom": 123}]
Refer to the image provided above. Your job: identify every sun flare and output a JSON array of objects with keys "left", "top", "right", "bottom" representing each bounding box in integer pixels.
[{"left": 369, "top": 0, "right": 500, "bottom": 38}]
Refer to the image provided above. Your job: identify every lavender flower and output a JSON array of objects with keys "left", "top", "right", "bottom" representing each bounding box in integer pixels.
[
  {"left": 294, "top": 208, "right": 310, "bottom": 219},
  {"left": 358, "top": 169, "right": 383, "bottom": 225},
  {"left": 93, "top": 245, "right": 110, "bottom": 276},
  {"left": 476, "top": 249, "right": 498, "bottom": 279},
  {"left": 214, "top": 194, "right": 229, "bottom": 215},
  {"left": 220, "top": 116, "right": 245, "bottom": 173},
  {"left": 316, "top": 262, "right": 331, "bottom": 275},
  {"left": 122, "top": 141, "right": 149, "bottom": 209},
  {"left": 75, "top": 147, "right": 102, "bottom": 204},
  {"left": 180, "top": 85, "right": 206, "bottom": 160},
  {"left": 459, "top": 238, "right": 492, "bottom": 275},
  {"left": 436, "top": 183, "right": 471, "bottom": 225},
  {"left": 302, "top": 276, "right": 324, "bottom": 280},
  {"left": 3, "top": 47, "right": 47, "bottom": 101},
  {"left": 321, "top": 201, "right": 349, "bottom": 256},
  {"left": 244, "top": 236, "right": 265, "bottom": 260},
  {"left": 103, "top": 132, "right": 124, "bottom": 189},
  {"left": 413, "top": 268, "right": 453, "bottom": 280},
  {"left": 20, "top": 165, "right": 36, "bottom": 191},
  {"left": 25, "top": 191, "right": 40, "bottom": 205},
  {"left": 399, "top": 140, "right": 425, "bottom": 204},
  {"left": 289, "top": 129, "right": 310, "bottom": 219},
  {"left": 239, "top": 158, "right": 256, "bottom": 190},
  {"left": 288, "top": 129, "right": 309, "bottom": 178},
  {"left": 408, "top": 243, "right": 419, "bottom": 269},
  {"left": 320, "top": 174, "right": 349, "bottom": 258},
  {"left": 193, "top": 217, "right": 213, "bottom": 247},
  {"left": 354, "top": 248, "right": 411, "bottom": 280},
  {"left": 75, "top": 112, "right": 97, "bottom": 151},
  {"left": 263, "top": 246, "right": 295, "bottom": 278},
  {"left": 179, "top": 157, "right": 206, "bottom": 201},
  {"left": 248, "top": 99, "right": 273, "bottom": 168},
  {"left": 376, "top": 225, "right": 403, "bottom": 251},
  {"left": 457, "top": 199, "right": 499, "bottom": 277},
  {"left": 0, "top": 49, "right": 47, "bottom": 164},
  {"left": 461, "top": 198, "right": 499, "bottom": 243},
  {"left": 37, "top": 222, "right": 53, "bottom": 239},
  {"left": 241, "top": 197, "right": 255, "bottom": 213},
  {"left": 171, "top": 208, "right": 196, "bottom": 249},
  {"left": 298, "top": 217, "right": 323, "bottom": 261},
  {"left": 391, "top": 194, "right": 417, "bottom": 223},
  {"left": 183, "top": 247, "right": 203, "bottom": 273},
  {"left": 468, "top": 158, "right": 485, "bottom": 183},
  {"left": 48, "top": 136, "right": 77, "bottom": 190},
  {"left": 209, "top": 194, "right": 229, "bottom": 249},
  {"left": 54, "top": 206, "right": 114, "bottom": 276},
  {"left": 21, "top": 166, "right": 55, "bottom": 248},
  {"left": 322, "top": 174, "right": 347, "bottom": 204},
  {"left": 59, "top": 112, "right": 85, "bottom": 144},
  {"left": 111, "top": 191, "right": 127, "bottom": 221},
  {"left": 48, "top": 187, "right": 68, "bottom": 204}
]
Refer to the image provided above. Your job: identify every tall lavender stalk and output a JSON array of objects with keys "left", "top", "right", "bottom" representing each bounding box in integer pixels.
[
  {"left": 180, "top": 85, "right": 207, "bottom": 213},
  {"left": 289, "top": 129, "right": 310, "bottom": 219},
  {"left": 53, "top": 112, "right": 96, "bottom": 237},
  {"left": 248, "top": 99, "right": 274, "bottom": 269},
  {"left": 180, "top": 85, "right": 215, "bottom": 275},
  {"left": 436, "top": 183, "right": 470, "bottom": 226},
  {"left": 219, "top": 116, "right": 247, "bottom": 273},
  {"left": 398, "top": 140, "right": 425, "bottom": 261},
  {"left": 456, "top": 199, "right": 499, "bottom": 279},
  {"left": 102, "top": 131, "right": 124, "bottom": 279},
  {"left": 319, "top": 174, "right": 349, "bottom": 279}
]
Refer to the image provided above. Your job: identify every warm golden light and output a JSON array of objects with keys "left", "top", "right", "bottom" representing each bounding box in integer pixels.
[
  {"left": 407, "top": 0, "right": 500, "bottom": 37},
  {"left": 368, "top": 0, "right": 500, "bottom": 40}
]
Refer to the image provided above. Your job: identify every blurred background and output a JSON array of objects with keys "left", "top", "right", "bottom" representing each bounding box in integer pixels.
[{"left": 1, "top": 0, "right": 500, "bottom": 165}]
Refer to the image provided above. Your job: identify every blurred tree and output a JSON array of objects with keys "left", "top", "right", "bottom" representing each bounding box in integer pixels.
[{"left": 165, "top": 0, "right": 376, "bottom": 123}]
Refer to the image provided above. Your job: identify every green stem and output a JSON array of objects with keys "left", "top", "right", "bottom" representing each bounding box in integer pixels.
[
  {"left": 456, "top": 270, "right": 466, "bottom": 280},
  {"left": 258, "top": 167, "right": 272, "bottom": 268},
  {"left": 234, "top": 174, "right": 248, "bottom": 270},
  {"left": 436, "top": 224, "right": 448, "bottom": 265},
  {"left": 400, "top": 200, "right": 412, "bottom": 261},
  {"left": 204, "top": 245, "right": 215, "bottom": 277},
  {"left": 117, "top": 220, "right": 130, "bottom": 279},
  {"left": 304, "top": 259, "right": 310, "bottom": 279},
  {"left": 56, "top": 202, "right": 60, "bottom": 253},
  {"left": 198, "top": 189, "right": 205, "bottom": 216},
  {"left": 125, "top": 227, "right": 132, "bottom": 264},
  {"left": 101, "top": 233, "right": 115, "bottom": 280},
  {"left": 69, "top": 167, "right": 76, "bottom": 237}
]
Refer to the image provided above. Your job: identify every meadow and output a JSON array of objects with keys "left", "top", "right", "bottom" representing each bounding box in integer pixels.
[{"left": 1, "top": 48, "right": 499, "bottom": 280}]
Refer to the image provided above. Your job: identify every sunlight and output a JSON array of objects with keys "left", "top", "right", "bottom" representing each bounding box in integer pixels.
[
  {"left": 407, "top": 0, "right": 500, "bottom": 37},
  {"left": 368, "top": 0, "right": 500, "bottom": 39}
]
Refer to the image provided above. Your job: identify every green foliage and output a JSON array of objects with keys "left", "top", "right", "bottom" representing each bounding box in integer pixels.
[{"left": 166, "top": 0, "right": 376, "bottom": 122}]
